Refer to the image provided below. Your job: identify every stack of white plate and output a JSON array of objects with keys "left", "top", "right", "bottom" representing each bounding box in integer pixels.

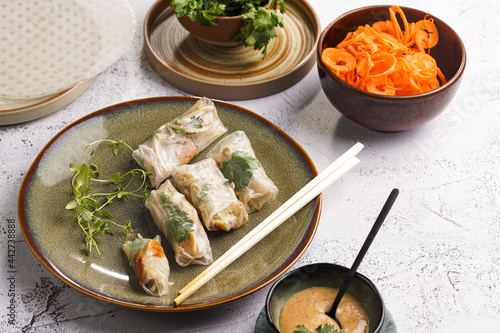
[{"left": 0, "top": 0, "right": 136, "bottom": 125}]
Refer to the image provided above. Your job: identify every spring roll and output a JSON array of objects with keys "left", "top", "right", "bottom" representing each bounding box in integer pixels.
[
  {"left": 122, "top": 235, "right": 170, "bottom": 297},
  {"left": 172, "top": 158, "right": 248, "bottom": 232},
  {"left": 132, "top": 97, "right": 227, "bottom": 187},
  {"left": 145, "top": 180, "right": 213, "bottom": 267},
  {"left": 206, "top": 131, "right": 278, "bottom": 212}
]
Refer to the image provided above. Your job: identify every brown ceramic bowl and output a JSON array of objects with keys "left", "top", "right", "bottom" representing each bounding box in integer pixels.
[
  {"left": 175, "top": 1, "right": 271, "bottom": 46},
  {"left": 266, "top": 263, "right": 385, "bottom": 332},
  {"left": 177, "top": 14, "right": 243, "bottom": 46},
  {"left": 317, "top": 6, "right": 466, "bottom": 132}
]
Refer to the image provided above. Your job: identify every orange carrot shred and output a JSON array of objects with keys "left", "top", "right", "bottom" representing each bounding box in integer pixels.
[
  {"left": 414, "top": 18, "right": 439, "bottom": 51},
  {"left": 321, "top": 48, "right": 357, "bottom": 74},
  {"left": 321, "top": 5, "right": 445, "bottom": 96}
]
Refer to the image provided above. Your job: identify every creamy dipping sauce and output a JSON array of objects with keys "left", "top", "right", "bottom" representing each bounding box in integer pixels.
[{"left": 278, "top": 287, "right": 369, "bottom": 333}]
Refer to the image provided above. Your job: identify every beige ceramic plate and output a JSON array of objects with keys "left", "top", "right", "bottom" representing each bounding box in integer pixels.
[
  {"left": 0, "top": 78, "right": 94, "bottom": 126},
  {"left": 144, "top": 0, "right": 320, "bottom": 100},
  {"left": 18, "top": 96, "right": 321, "bottom": 311}
]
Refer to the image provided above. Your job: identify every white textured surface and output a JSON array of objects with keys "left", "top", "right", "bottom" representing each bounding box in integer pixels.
[
  {"left": 1, "top": 0, "right": 499, "bottom": 332},
  {"left": 0, "top": 0, "right": 135, "bottom": 99}
]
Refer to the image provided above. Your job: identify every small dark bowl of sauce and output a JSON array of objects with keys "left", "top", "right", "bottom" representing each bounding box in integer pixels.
[{"left": 266, "top": 263, "right": 385, "bottom": 333}]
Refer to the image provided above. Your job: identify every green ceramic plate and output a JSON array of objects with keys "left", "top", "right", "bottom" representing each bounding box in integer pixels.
[{"left": 18, "top": 96, "right": 321, "bottom": 311}]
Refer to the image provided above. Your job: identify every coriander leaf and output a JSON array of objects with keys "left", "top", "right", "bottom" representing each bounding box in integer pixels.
[
  {"left": 171, "top": 0, "right": 225, "bottom": 26},
  {"left": 160, "top": 195, "right": 194, "bottom": 243},
  {"left": 270, "top": 0, "right": 286, "bottom": 13},
  {"left": 220, "top": 151, "right": 261, "bottom": 191},
  {"left": 234, "top": 6, "right": 283, "bottom": 57},
  {"left": 293, "top": 325, "right": 312, "bottom": 333}
]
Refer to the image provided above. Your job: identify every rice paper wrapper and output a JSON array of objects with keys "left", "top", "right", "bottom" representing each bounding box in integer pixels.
[
  {"left": 172, "top": 158, "right": 248, "bottom": 231},
  {"left": 122, "top": 235, "right": 171, "bottom": 297},
  {"left": 132, "top": 97, "right": 227, "bottom": 187},
  {"left": 206, "top": 131, "right": 278, "bottom": 213},
  {"left": 145, "top": 180, "right": 213, "bottom": 267}
]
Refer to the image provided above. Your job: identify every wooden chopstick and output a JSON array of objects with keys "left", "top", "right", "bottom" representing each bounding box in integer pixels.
[
  {"left": 173, "top": 142, "right": 364, "bottom": 306},
  {"left": 176, "top": 142, "right": 363, "bottom": 296}
]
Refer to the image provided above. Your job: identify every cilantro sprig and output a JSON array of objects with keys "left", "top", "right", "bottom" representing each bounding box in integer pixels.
[
  {"left": 220, "top": 151, "right": 261, "bottom": 191},
  {"left": 235, "top": 1, "right": 284, "bottom": 57},
  {"left": 293, "top": 324, "right": 344, "bottom": 333},
  {"left": 66, "top": 139, "right": 151, "bottom": 255},
  {"left": 170, "top": 0, "right": 285, "bottom": 57}
]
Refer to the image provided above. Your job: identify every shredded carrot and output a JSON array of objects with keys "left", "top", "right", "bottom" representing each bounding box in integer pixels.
[
  {"left": 321, "top": 48, "right": 356, "bottom": 73},
  {"left": 322, "top": 5, "right": 446, "bottom": 96}
]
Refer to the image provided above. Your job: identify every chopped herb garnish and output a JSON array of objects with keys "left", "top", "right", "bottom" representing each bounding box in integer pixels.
[
  {"left": 220, "top": 151, "right": 261, "bottom": 191},
  {"left": 160, "top": 193, "right": 194, "bottom": 243},
  {"left": 144, "top": 129, "right": 159, "bottom": 142},
  {"left": 169, "top": 116, "right": 182, "bottom": 126},
  {"left": 191, "top": 116, "right": 203, "bottom": 128},
  {"left": 293, "top": 324, "right": 344, "bottom": 333},
  {"left": 67, "top": 139, "right": 152, "bottom": 255},
  {"left": 169, "top": 115, "right": 204, "bottom": 134}
]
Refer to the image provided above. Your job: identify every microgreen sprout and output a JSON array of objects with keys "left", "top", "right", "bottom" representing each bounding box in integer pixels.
[{"left": 66, "top": 139, "right": 151, "bottom": 255}]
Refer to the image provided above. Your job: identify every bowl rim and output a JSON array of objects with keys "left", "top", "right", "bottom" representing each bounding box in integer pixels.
[
  {"left": 317, "top": 5, "right": 467, "bottom": 100},
  {"left": 265, "top": 262, "right": 386, "bottom": 333}
]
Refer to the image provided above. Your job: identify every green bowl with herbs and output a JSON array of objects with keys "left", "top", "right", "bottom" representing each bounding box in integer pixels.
[{"left": 171, "top": 0, "right": 285, "bottom": 55}]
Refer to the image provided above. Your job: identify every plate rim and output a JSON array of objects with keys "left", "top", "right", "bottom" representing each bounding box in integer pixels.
[
  {"left": 0, "top": 78, "right": 94, "bottom": 126},
  {"left": 18, "top": 96, "right": 321, "bottom": 311},
  {"left": 143, "top": 0, "right": 321, "bottom": 100}
]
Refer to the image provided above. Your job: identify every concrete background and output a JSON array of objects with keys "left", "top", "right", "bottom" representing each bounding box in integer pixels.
[{"left": 1, "top": 0, "right": 499, "bottom": 332}]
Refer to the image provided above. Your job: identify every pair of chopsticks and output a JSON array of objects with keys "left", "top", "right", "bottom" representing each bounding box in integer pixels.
[{"left": 173, "top": 142, "right": 364, "bottom": 306}]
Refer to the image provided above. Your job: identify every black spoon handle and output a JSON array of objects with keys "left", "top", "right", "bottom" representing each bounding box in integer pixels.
[{"left": 327, "top": 188, "right": 399, "bottom": 321}]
